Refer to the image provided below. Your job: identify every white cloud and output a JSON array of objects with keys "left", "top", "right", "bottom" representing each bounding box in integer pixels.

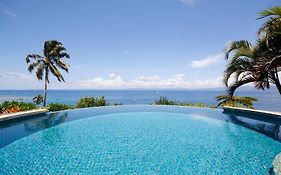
[
  {"left": 190, "top": 53, "right": 224, "bottom": 68},
  {"left": 73, "top": 73, "right": 125, "bottom": 88},
  {"left": 0, "top": 71, "right": 43, "bottom": 89},
  {"left": 0, "top": 2, "right": 17, "bottom": 18},
  {"left": 0, "top": 71, "right": 30, "bottom": 79},
  {"left": 179, "top": 0, "right": 195, "bottom": 5},
  {"left": 3, "top": 9, "right": 17, "bottom": 18},
  {"left": 71, "top": 73, "right": 223, "bottom": 89},
  {"left": 123, "top": 50, "right": 131, "bottom": 55}
]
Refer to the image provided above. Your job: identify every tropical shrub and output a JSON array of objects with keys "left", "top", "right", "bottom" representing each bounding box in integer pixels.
[
  {"left": 153, "top": 97, "right": 216, "bottom": 108},
  {"left": 0, "top": 101, "right": 38, "bottom": 114},
  {"left": 179, "top": 103, "right": 210, "bottom": 108},
  {"left": 216, "top": 95, "right": 258, "bottom": 109},
  {"left": 46, "top": 103, "right": 74, "bottom": 112},
  {"left": 76, "top": 97, "right": 108, "bottom": 108},
  {"left": 153, "top": 96, "right": 177, "bottom": 105}
]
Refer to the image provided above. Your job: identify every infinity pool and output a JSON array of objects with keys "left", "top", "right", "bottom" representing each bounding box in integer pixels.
[{"left": 0, "top": 106, "right": 280, "bottom": 174}]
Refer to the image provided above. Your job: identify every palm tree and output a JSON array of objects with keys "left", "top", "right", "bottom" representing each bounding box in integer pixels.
[
  {"left": 223, "top": 6, "right": 281, "bottom": 97},
  {"left": 216, "top": 95, "right": 258, "bottom": 109},
  {"left": 26, "top": 40, "right": 70, "bottom": 106},
  {"left": 32, "top": 94, "right": 43, "bottom": 106},
  {"left": 224, "top": 40, "right": 258, "bottom": 97},
  {"left": 253, "top": 6, "right": 281, "bottom": 94}
]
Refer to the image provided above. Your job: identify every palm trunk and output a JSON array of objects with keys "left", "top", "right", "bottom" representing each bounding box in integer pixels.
[
  {"left": 274, "top": 69, "right": 281, "bottom": 95},
  {"left": 43, "top": 68, "right": 48, "bottom": 107}
]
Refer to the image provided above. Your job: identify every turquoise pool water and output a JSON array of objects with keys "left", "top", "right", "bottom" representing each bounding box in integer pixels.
[{"left": 0, "top": 107, "right": 280, "bottom": 174}]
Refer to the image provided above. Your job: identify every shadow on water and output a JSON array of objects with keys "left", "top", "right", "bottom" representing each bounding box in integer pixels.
[{"left": 223, "top": 111, "right": 281, "bottom": 142}]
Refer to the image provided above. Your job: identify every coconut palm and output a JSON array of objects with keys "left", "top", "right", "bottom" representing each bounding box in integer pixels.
[
  {"left": 26, "top": 40, "right": 70, "bottom": 106},
  {"left": 216, "top": 95, "right": 258, "bottom": 109}
]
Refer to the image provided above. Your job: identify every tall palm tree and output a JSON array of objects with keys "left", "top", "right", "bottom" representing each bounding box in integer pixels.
[{"left": 26, "top": 40, "right": 70, "bottom": 106}]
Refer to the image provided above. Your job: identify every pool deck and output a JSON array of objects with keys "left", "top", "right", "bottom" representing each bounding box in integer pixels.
[
  {"left": 0, "top": 109, "right": 48, "bottom": 122},
  {"left": 222, "top": 106, "right": 281, "bottom": 119},
  {"left": 274, "top": 153, "right": 281, "bottom": 175}
]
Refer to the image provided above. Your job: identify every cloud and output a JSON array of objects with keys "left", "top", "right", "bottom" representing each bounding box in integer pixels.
[
  {"left": 73, "top": 73, "right": 125, "bottom": 88},
  {"left": 123, "top": 50, "right": 131, "bottom": 55},
  {"left": 0, "top": 2, "right": 17, "bottom": 18},
  {"left": 0, "top": 71, "right": 30, "bottom": 79},
  {"left": 71, "top": 73, "right": 223, "bottom": 89},
  {"left": 179, "top": 0, "right": 196, "bottom": 5},
  {"left": 3, "top": 9, "right": 17, "bottom": 18},
  {"left": 190, "top": 53, "right": 224, "bottom": 68}
]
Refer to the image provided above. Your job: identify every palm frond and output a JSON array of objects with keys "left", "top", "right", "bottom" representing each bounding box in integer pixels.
[
  {"left": 36, "top": 64, "right": 44, "bottom": 81},
  {"left": 48, "top": 62, "right": 65, "bottom": 82},
  {"left": 225, "top": 40, "right": 252, "bottom": 60},
  {"left": 53, "top": 59, "right": 69, "bottom": 72},
  {"left": 258, "top": 6, "right": 281, "bottom": 19},
  {"left": 26, "top": 54, "right": 43, "bottom": 63}
]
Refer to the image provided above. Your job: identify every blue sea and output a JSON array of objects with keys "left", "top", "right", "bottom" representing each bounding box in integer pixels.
[{"left": 0, "top": 89, "right": 280, "bottom": 112}]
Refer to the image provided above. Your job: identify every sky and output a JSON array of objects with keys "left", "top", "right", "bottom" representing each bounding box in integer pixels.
[{"left": 0, "top": 0, "right": 280, "bottom": 89}]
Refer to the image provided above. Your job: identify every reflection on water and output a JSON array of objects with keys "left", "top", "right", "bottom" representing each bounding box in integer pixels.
[
  {"left": 24, "top": 113, "right": 68, "bottom": 133},
  {"left": 24, "top": 113, "right": 69, "bottom": 146},
  {"left": 0, "top": 112, "right": 68, "bottom": 148}
]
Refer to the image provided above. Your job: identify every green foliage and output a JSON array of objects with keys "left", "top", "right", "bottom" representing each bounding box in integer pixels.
[
  {"left": 46, "top": 103, "right": 74, "bottom": 112},
  {"left": 33, "top": 94, "right": 43, "bottom": 105},
  {"left": 216, "top": 95, "right": 258, "bottom": 109},
  {"left": 0, "top": 101, "right": 38, "bottom": 114},
  {"left": 76, "top": 97, "right": 108, "bottom": 108},
  {"left": 223, "top": 6, "right": 281, "bottom": 96},
  {"left": 153, "top": 96, "right": 177, "bottom": 105},
  {"left": 153, "top": 97, "right": 216, "bottom": 108},
  {"left": 179, "top": 103, "right": 210, "bottom": 108}
]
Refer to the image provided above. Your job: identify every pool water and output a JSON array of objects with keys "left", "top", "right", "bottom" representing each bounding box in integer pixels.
[{"left": 0, "top": 107, "right": 280, "bottom": 174}]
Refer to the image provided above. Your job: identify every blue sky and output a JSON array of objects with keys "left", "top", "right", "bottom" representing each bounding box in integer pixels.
[{"left": 0, "top": 0, "right": 279, "bottom": 89}]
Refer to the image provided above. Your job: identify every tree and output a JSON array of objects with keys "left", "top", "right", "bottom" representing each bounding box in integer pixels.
[
  {"left": 26, "top": 40, "right": 70, "bottom": 106},
  {"left": 32, "top": 94, "right": 43, "bottom": 106},
  {"left": 224, "top": 40, "right": 258, "bottom": 97},
  {"left": 254, "top": 6, "right": 281, "bottom": 94},
  {"left": 216, "top": 95, "right": 258, "bottom": 109},
  {"left": 223, "top": 6, "right": 281, "bottom": 97}
]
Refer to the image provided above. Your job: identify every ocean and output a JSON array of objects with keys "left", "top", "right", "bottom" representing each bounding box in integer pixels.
[{"left": 0, "top": 89, "right": 280, "bottom": 112}]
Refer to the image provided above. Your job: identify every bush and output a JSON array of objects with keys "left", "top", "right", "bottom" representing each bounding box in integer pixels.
[
  {"left": 179, "top": 103, "right": 210, "bottom": 108},
  {"left": 76, "top": 97, "right": 108, "bottom": 108},
  {"left": 0, "top": 101, "right": 38, "bottom": 114},
  {"left": 47, "top": 103, "right": 74, "bottom": 112},
  {"left": 153, "top": 97, "right": 217, "bottom": 109},
  {"left": 153, "top": 96, "right": 177, "bottom": 105}
]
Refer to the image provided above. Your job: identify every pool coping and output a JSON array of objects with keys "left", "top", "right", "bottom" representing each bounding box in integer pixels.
[
  {"left": 0, "top": 109, "right": 48, "bottom": 122},
  {"left": 222, "top": 106, "right": 281, "bottom": 119}
]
